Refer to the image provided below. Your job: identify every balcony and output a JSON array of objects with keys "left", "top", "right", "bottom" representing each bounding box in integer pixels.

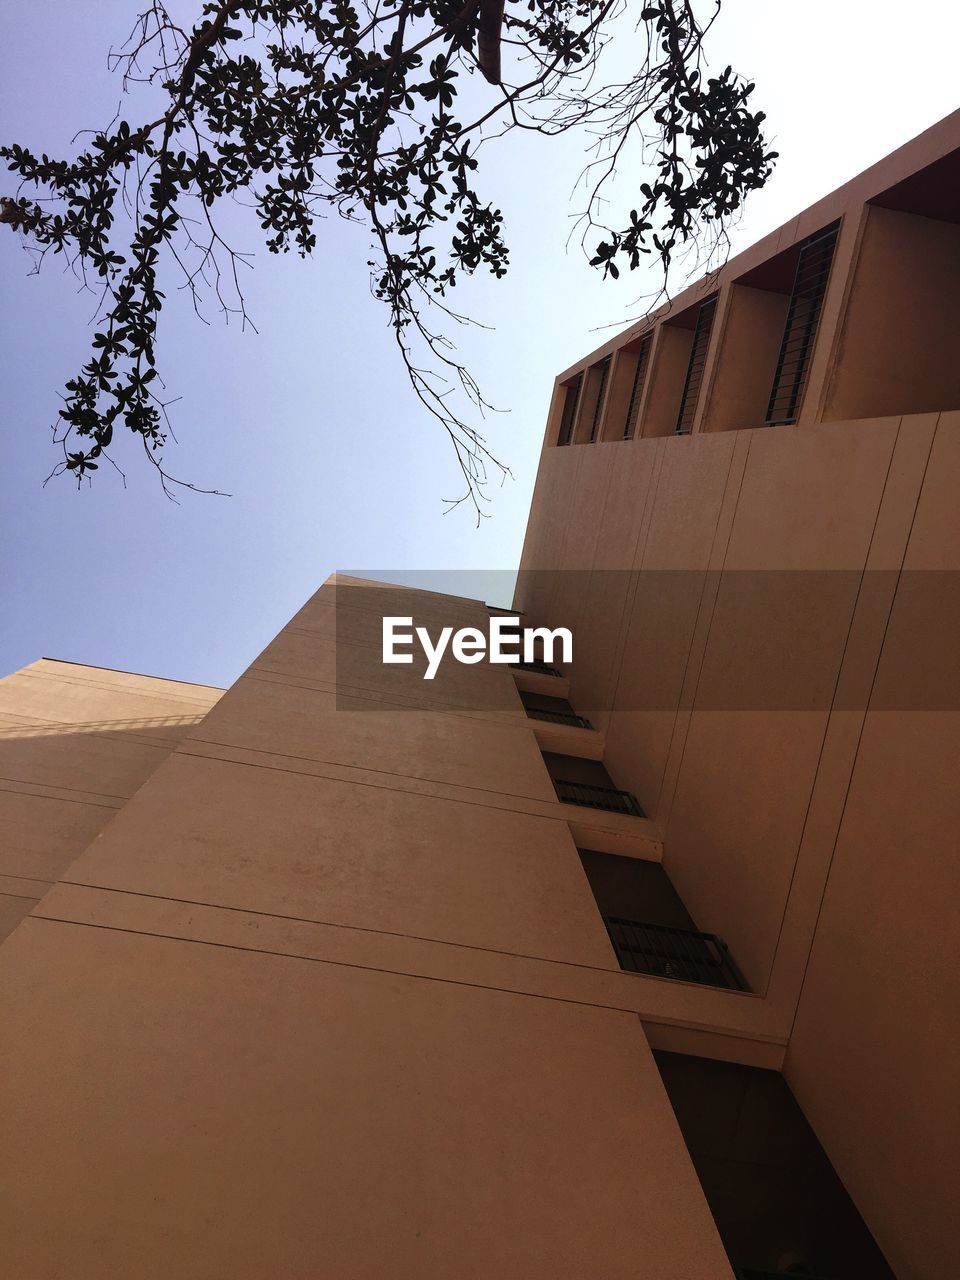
[
  {"left": 603, "top": 916, "right": 748, "bottom": 990},
  {"left": 553, "top": 779, "right": 644, "bottom": 817},
  {"left": 543, "top": 752, "right": 645, "bottom": 817}
]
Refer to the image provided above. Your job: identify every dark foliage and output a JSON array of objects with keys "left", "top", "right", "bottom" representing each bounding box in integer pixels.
[{"left": 1, "top": 0, "right": 775, "bottom": 513}]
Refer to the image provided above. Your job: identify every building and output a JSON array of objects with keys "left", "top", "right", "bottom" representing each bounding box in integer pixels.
[
  {"left": 2, "top": 113, "right": 958, "bottom": 1278},
  {"left": 0, "top": 659, "right": 222, "bottom": 941}
]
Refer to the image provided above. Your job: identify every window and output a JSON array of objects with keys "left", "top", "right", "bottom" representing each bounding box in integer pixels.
[
  {"left": 675, "top": 296, "right": 717, "bottom": 434},
  {"left": 765, "top": 223, "right": 839, "bottom": 425},
  {"left": 622, "top": 335, "right": 652, "bottom": 438},
  {"left": 587, "top": 357, "right": 610, "bottom": 441},
  {"left": 556, "top": 374, "right": 582, "bottom": 445}
]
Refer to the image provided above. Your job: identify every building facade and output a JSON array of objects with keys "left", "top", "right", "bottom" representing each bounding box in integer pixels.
[{"left": 1, "top": 114, "right": 958, "bottom": 1278}]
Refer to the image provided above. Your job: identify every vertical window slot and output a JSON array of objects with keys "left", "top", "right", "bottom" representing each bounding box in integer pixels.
[
  {"left": 765, "top": 223, "right": 839, "bottom": 426},
  {"left": 556, "top": 374, "right": 582, "bottom": 446},
  {"left": 589, "top": 357, "right": 611, "bottom": 442},
  {"left": 623, "top": 335, "right": 652, "bottom": 439},
  {"left": 675, "top": 296, "right": 717, "bottom": 434}
]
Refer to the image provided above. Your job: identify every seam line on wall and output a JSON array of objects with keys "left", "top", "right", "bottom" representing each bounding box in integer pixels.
[
  {"left": 241, "top": 671, "right": 532, "bottom": 725},
  {"left": 15, "top": 669, "right": 218, "bottom": 711},
  {"left": 55, "top": 879, "right": 657, "bottom": 979},
  {"left": 172, "top": 744, "right": 636, "bottom": 830},
  {"left": 0, "top": 774, "right": 130, "bottom": 802},
  {"left": 0, "top": 783, "right": 121, "bottom": 811},
  {"left": 598, "top": 439, "right": 666, "bottom": 730},
  {"left": 765, "top": 418, "right": 903, "bottom": 993},
  {"left": 30, "top": 913, "right": 774, "bottom": 1030},
  {"left": 654, "top": 431, "right": 752, "bottom": 823},
  {"left": 178, "top": 738, "right": 577, "bottom": 811},
  {"left": 785, "top": 413, "right": 940, "bottom": 1042},
  {"left": 245, "top": 669, "right": 527, "bottom": 718}
]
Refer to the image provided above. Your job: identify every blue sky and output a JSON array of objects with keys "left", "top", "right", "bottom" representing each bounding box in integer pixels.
[{"left": 2, "top": 0, "right": 958, "bottom": 687}]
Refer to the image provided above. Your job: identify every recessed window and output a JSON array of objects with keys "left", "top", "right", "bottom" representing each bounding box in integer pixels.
[
  {"left": 588, "top": 356, "right": 611, "bottom": 442},
  {"left": 765, "top": 223, "right": 839, "bottom": 425},
  {"left": 823, "top": 146, "right": 960, "bottom": 420},
  {"left": 556, "top": 374, "right": 582, "bottom": 446},
  {"left": 577, "top": 848, "right": 747, "bottom": 990},
  {"left": 656, "top": 1052, "right": 896, "bottom": 1279},
  {"left": 675, "top": 296, "right": 718, "bottom": 434},
  {"left": 520, "top": 690, "right": 592, "bottom": 728},
  {"left": 571, "top": 357, "right": 612, "bottom": 444},
  {"left": 622, "top": 335, "right": 652, "bottom": 439},
  {"left": 542, "top": 754, "right": 644, "bottom": 816}
]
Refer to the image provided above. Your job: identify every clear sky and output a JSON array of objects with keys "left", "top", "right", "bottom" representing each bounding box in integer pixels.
[{"left": 2, "top": 0, "right": 958, "bottom": 687}]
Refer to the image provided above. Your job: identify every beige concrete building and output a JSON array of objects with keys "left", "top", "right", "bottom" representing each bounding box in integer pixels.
[
  {"left": 2, "top": 114, "right": 959, "bottom": 1278},
  {"left": 0, "top": 659, "right": 222, "bottom": 942}
]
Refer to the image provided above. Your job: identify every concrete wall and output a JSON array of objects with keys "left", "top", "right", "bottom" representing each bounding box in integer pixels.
[
  {"left": 785, "top": 418, "right": 960, "bottom": 1280},
  {"left": 0, "top": 581, "right": 735, "bottom": 1279},
  {"left": 0, "top": 659, "right": 221, "bottom": 941},
  {"left": 515, "top": 118, "right": 960, "bottom": 1272},
  {"left": 514, "top": 410, "right": 960, "bottom": 1277}
]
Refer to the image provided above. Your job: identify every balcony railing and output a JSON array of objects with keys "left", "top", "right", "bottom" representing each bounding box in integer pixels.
[
  {"left": 511, "top": 659, "right": 562, "bottom": 677},
  {"left": 526, "top": 707, "right": 593, "bottom": 729},
  {"left": 553, "top": 779, "right": 644, "bottom": 817},
  {"left": 604, "top": 916, "right": 748, "bottom": 990}
]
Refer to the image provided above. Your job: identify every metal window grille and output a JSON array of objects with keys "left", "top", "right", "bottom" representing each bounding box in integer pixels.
[
  {"left": 553, "top": 780, "right": 644, "bottom": 817},
  {"left": 623, "top": 335, "right": 652, "bottom": 439},
  {"left": 604, "top": 917, "right": 748, "bottom": 990},
  {"left": 589, "top": 357, "right": 611, "bottom": 442},
  {"left": 510, "top": 659, "right": 562, "bottom": 677},
  {"left": 765, "top": 223, "right": 840, "bottom": 426},
  {"left": 557, "top": 374, "right": 582, "bottom": 446},
  {"left": 525, "top": 707, "right": 593, "bottom": 729},
  {"left": 675, "top": 297, "right": 717, "bottom": 434}
]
